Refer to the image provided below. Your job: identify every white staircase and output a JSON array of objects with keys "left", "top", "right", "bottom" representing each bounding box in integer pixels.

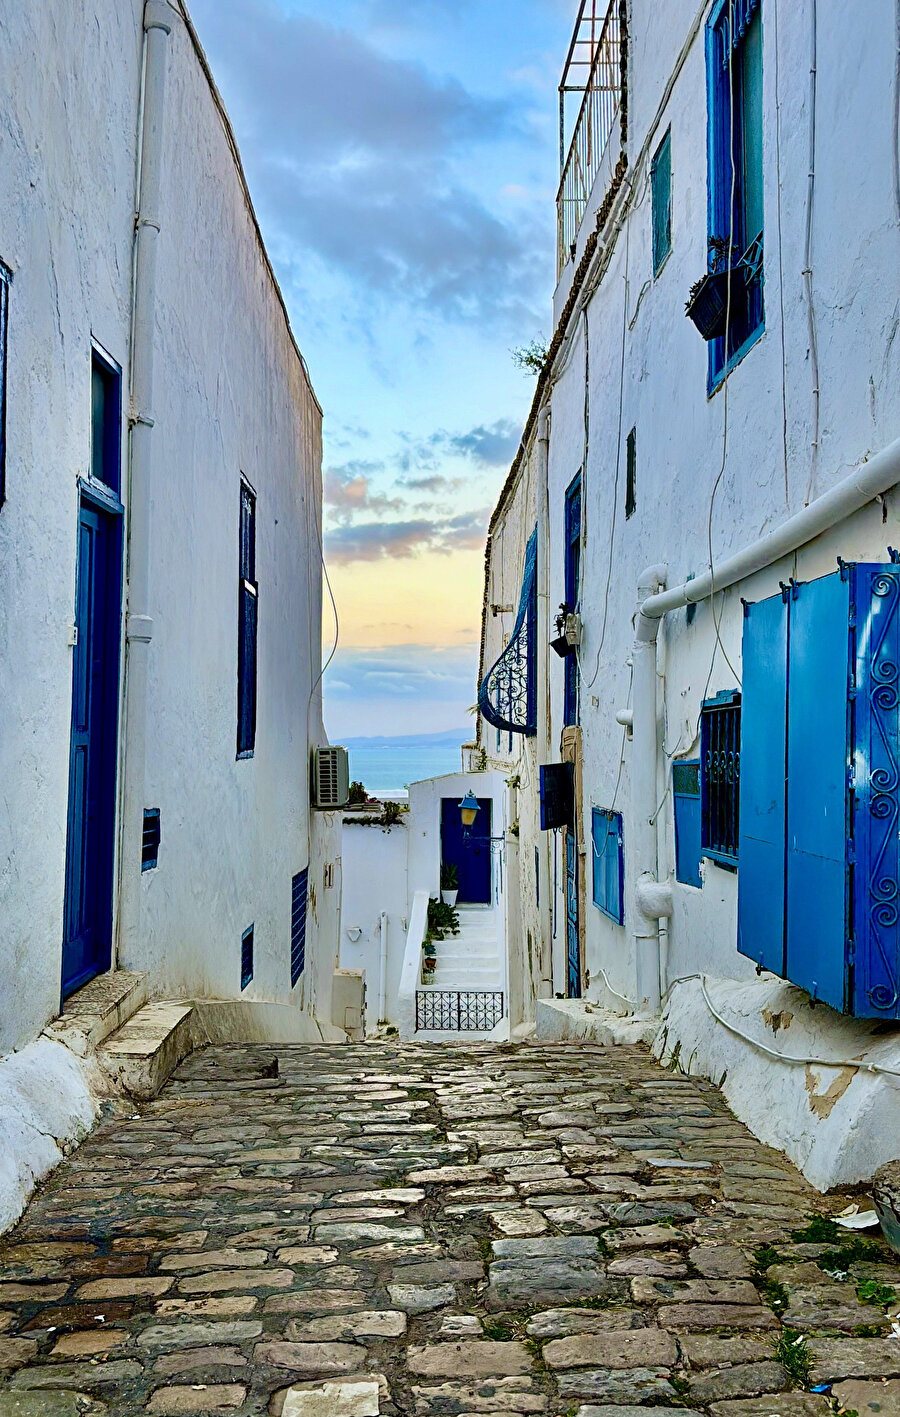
[{"left": 432, "top": 905, "right": 503, "bottom": 991}]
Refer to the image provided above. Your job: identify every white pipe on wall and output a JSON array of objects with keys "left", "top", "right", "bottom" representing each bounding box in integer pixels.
[
  {"left": 536, "top": 404, "right": 554, "bottom": 999},
  {"left": 119, "top": 1, "right": 172, "bottom": 960},
  {"left": 629, "top": 434, "right": 900, "bottom": 1012},
  {"left": 378, "top": 911, "right": 388, "bottom": 1025}
]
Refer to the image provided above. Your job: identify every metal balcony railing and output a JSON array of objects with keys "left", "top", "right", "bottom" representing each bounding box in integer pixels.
[{"left": 557, "top": 0, "right": 625, "bottom": 275}]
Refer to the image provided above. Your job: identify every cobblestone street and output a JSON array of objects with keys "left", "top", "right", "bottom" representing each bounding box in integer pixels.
[{"left": 1, "top": 1040, "right": 900, "bottom": 1416}]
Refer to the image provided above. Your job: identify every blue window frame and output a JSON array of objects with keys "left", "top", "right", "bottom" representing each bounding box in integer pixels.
[
  {"left": 0, "top": 262, "right": 9, "bottom": 509},
  {"left": 141, "top": 809, "right": 161, "bottom": 872},
  {"left": 563, "top": 474, "right": 582, "bottom": 726},
  {"left": 651, "top": 128, "right": 672, "bottom": 275},
  {"left": 673, "top": 761, "right": 702, "bottom": 887},
  {"left": 91, "top": 348, "right": 122, "bottom": 495},
  {"left": 237, "top": 479, "right": 258, "bottom": 758},
  {"left": 241, "top": 925, "right": 254, "bottom": 990},
  {"left": 706, "top": 0, "right": 764, "bottom": 389},
  {"left": 291, "top": 868, "right": 309, "bottom": 986},
  {"left": 592, "top": 808, "right": 624, "bottom": 924},
  {"left": 701, "top": 690, "right": 741, "bottom": 867}
]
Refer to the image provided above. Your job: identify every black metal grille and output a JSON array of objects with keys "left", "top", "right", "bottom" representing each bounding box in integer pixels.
[
  {"left": 141, "top": 808, "right": 160, "bottom": 871},
  {"left": 701, "top": 691, "right": 741, "bottom": 864},
  {"left": 416, "top": 991, "right": 505, "bottom": 1032}
]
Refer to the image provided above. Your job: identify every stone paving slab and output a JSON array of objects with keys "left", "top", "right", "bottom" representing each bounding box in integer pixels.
[{"left": 0, "top": 1039, "right": 891, "bottom": 1414}]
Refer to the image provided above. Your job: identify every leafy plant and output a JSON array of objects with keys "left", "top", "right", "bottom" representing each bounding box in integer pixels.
[
  {"left": 440, "top": 862, "right": 458, "bottom": 890},
  {"left": 791, "top": 1216, "right": 841, "bottom": 1245},
  {"left": 348, "top": 780, "right": 368, "bottom": 805},
  {"left": 511, "top": 338, "right": 549, "bottom": 375},
  {"left": 773, "top": 1329, "right": 813, "bottom": 1388},
  {"left": 856, "top": 1280, "right": 897, "bottom": 1307},
  {"left": 381, "top": 800, "right": 404, "bottom": 827},
  {"left": 426, "top": 897, "right": 460, "bottom": 942}
]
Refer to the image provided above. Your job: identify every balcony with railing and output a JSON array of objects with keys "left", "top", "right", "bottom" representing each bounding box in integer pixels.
[{"left": 557, "top": 0, "right": 627, "bottom": 277}]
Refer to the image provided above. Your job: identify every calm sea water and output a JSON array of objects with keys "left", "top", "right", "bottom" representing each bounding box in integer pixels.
[{"left": 348, "top": 743, "right": 463, "bottom": 795}]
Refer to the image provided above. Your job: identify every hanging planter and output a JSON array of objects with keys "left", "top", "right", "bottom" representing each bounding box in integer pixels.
[{"left": 685, "top": 238, "right": 748, "bottom": 341}]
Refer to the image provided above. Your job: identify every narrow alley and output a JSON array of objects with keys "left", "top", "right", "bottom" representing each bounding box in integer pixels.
[{"left": 2, "top": 1039, "right": 898, "bottom": 1416}]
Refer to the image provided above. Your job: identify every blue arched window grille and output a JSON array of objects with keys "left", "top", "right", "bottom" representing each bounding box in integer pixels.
[{"left": 478, "top": 527, "right": 538, "bottom": 737}]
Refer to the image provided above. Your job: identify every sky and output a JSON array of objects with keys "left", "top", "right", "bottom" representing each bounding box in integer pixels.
[{"left": 189, "top": 0, "right": 574, "bottom": 737}]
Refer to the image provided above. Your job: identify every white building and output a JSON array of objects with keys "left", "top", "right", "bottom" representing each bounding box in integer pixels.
[
  {"left": 478, "top": 0, "right": 900, "bottom": 1188},
  {"left": 0, "top": 0, "right": 344, "bottom": 1226}
]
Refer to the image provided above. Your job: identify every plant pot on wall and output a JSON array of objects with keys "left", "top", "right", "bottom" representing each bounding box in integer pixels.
[
  {"left": 441, "top": 889, "right": 458, "bottom": 906},
  {"left": 685, "top": 266, "right": 747, "bottom": 341}
]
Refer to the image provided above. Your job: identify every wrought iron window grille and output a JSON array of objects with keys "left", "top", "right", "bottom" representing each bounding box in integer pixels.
[
  {"left": 701, "top": 690, "right": 741, "bottom": 866},
  {"left": 478, "top": 528, "right": 538, "bottom": 737}
]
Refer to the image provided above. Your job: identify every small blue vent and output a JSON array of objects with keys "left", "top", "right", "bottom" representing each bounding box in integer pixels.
[
  {"left": 241, "top": 925, "right": 254, "bottom": 990},
  {"left": 291, "top": 869, "right": 308, "bottom": 986}
]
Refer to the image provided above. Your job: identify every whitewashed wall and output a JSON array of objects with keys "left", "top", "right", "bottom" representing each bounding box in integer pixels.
[
  {"left": 340, "top": 819, "right": 408, "bottom": 1032},
  {"left": 0, "top": 0, "right": 340, "bottom": 1057},
  {"left": 482, "top": 0, "right": 900, "bottom": 1011}
]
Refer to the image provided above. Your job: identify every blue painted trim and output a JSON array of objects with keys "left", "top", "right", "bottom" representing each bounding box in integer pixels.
[
  {"left": 77, "top": 476, "right": 124, "bottom": 518},
  {"left": 591, "top": 807, "right": 625, "bottom": 924}
]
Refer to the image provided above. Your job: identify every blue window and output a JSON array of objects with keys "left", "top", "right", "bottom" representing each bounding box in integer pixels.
[
  {"left": 701, "top": 690, "right": 741, "bottom": 867},
  {"left": 0, "top": 261, "right": 9, "bottom": 509},
  {"left": 241, "top": 925, "right": 254, "bottom": 990},
  {"left": 141, "top": 809, "right": 161, "bottom": 872},
  {"left": 237, "top": 479, "right": 258, "bottom": 758},
  {"left": 651, "top": 128, "right": 672, "bottom": 275},
  {"left": 592, "top": 808, "right": 624, "bottom": 924},
  {"left": 625, "top": 428, "right": 636, "bottom": 520},
  {"left": 91, "top": 348, "right": 122, "bottom": 495},
  {"left": 291, "top": 868, "right": 308, "bottom": 986},
  {"left": 706, "top": 0, "right": 764, "bottom": 388},
  {"left": 673, "top": 761, "right": 702, "bottom": 887},
  {"left": 563, "top": 474, "right": 581, "bottom": 726}
]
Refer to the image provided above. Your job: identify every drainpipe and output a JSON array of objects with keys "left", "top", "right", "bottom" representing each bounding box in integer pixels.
[
  {"left": 378, "top": 911, "right": 388, "bottom": 1026},
  {"left": 535, "top": 403, "right": 553, "bottom": 999},
  {"left": 628, "top": 432, "right": 900, "bottom": 1012},
  {"left": 631, "top": 565, "right": 670, "bottom": 1014},
  {"left": 119, "top": 0, "right": 172, "bottom": 961}
]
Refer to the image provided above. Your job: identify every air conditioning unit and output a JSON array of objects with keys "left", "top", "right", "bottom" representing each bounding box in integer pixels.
[{"left": 312, "top": 745, "right": 350, "bottom": 809}]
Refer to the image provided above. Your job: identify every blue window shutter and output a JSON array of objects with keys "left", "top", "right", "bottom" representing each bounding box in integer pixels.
[
  {"left": 850, "top": 566, "right": 900, "bottom": 1018},
  {"left": 673, "top": 761, "right": 702, "bottom": 888},
  {"left": 785, "top": 571, "right": 851, "bottom": 1011},
  {"left": 738, "top": 592, "right": 787, "bottom": 972},
  {"left": 651, "top": 129, "right": 672, "bottom": 275},
  {"left": 237, "top": 481, "right": 258, "bottom": 757},
  {"left": 564, "top": 475, "right": 582, "bottom": 727},
  {"left": 291, "top": 868, "right": 309, "bottom": 986},
  {"left": 592, "top": 808, "right": 624, "bottom": 924},
  {"left": 241, "top": 925, "right": 254, "bottom": 990}
]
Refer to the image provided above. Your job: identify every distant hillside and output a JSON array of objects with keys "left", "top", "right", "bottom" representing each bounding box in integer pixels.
[{"left": 340, "top": 728, "right": 471, "bottom": 749}]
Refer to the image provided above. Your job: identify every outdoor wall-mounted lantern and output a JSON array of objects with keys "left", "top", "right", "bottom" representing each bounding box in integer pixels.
[{"left": 459, "top": 791, "right": 480, "bottom": 830}]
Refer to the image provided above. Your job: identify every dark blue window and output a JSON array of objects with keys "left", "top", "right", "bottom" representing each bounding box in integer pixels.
[
  {"left": 701, "top": 690, "right": 741, "bottom": 867},
  {"left": 0, "top": 262, "right": 9, "bottom": 509},
  {"left": 706, "top": 0, "right": 764, "bottom": 388},
  {"left": 651, "top": 128, "right": 672, "bottom": 275},
  {"left": 141, "top": 809, "right": 161, "bottom": 872},
  {"left": 91, "top": 349, "right": 121, "bottom": 495},
  {"left": 291, "top": 868, "right": 308, "bottom": 986},
  {"left": 237, "top": 479, "right": 258, "bottom": 758},
  {"left": 563, "top": 474, "right": 581, "bottom": 726},
  {"left": 592, "top": 808, "right": 624, "bottom": 924},
  {"left": 241, "top": 925, "right": 254, "bottom": 990},
  {"left": 625, "top": 428, "right": 636, "bottom": 520},
  {"left": 673, "top": 761, "right": 702, "bottom": 887}
]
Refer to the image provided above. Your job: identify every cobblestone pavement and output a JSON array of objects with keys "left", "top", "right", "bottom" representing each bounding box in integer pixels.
[{"left": 2, "top": 1040, "right": 900, "bottom": 1417}]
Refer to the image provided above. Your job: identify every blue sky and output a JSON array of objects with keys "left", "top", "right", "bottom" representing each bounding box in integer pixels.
[{"left": 189, "top": 0, "right": 573, "bottom": 736}]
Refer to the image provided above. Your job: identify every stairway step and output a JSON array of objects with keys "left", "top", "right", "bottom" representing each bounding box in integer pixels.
[
  {"left": 47, "top": 970, "right": 149, "bottom": 1054},
  {"left": 100, "top": 1001, "right": 194, "bottom": 1100}
]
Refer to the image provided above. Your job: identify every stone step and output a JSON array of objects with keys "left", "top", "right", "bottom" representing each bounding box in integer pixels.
[
  {"left": 99, "top": 1000, "right": 195, "bottom": 1100},
  {"left": 45, "top": 969, "right": 149, "bottom": 1056}
]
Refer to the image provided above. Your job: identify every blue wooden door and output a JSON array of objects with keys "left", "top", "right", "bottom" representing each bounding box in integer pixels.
[
  {"left": 563, "top": 475, "right": 581, "bottom": 726},
  {"left": 62, "top": 500, "right": 122, "bottom": 998},
  {"left": 738, "top": 590, "right": 788, "bottom": 974},
  {"left": 566, "top": 830, "right": 581, "bottom": 997},
  {"left": 441, "top": 798, "right": 492, "bottom": 904},
  {"left": 785, "top": 571, "right": 851, "bottom": 1011}
]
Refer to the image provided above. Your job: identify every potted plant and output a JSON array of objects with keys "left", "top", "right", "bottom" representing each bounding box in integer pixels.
[
  {"left": 440, "top": 862, "right": 458, "bottom": 907},
  {"left": 685, "top": 236, "right": 747, "bottom": 341},
  {"left": 422, "top": 936, "right": 437, "bottom": 984}
]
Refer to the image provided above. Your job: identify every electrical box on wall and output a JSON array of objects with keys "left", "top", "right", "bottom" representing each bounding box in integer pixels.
[
  {"left": 540, "top": 763, "right": 574, "bottom": 831},
  {"left": 312, "top": 745, "right": 350, "bottom": 810}
]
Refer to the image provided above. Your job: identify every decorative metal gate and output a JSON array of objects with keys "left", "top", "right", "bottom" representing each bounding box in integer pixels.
[{"left": 416, "top": 991, "right": 505, "bottom": 1032}]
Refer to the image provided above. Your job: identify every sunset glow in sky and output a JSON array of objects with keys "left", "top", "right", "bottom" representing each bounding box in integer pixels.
[{"left": 189, "top": 0, "right": 572, "bottom": 735}]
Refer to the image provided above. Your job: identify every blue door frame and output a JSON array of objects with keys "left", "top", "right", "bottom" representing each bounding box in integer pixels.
[
  {"left": 62, "top": 489, "right": 123, "bottom": 999},
  {"left": 564, "top": 474, "right": 582, "bottom": 726},
  {"left": 566, "top": 830, "right": 581, "bottom": 997},
  {"left": 441, "top": 797, "right": 492, "bottom": 905}
]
